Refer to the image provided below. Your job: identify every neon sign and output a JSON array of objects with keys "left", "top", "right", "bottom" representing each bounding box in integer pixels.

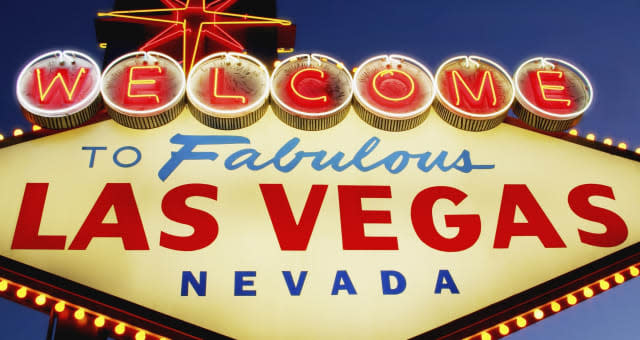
[
  {"left": 186, "top": 52, "right": 270, "bottom": 130},
  {"left": 16, "top": 50, "right": 101, "bottom": 130},
  {"left": 435, "top": 56, "right": 515, "bottom": 132},
  {"left": 96, "top": 0, "right": 293, "bottom": 73},
  {"left": 514, "top": 57, "right": 593, "bottom": 131},
  {"left": 16, "top": 50, "right": 594, "bottom": 134},
  {"left": 353, "top": 54, "right": 435, "bottom": 131},
  {"left": 101, "top": 51, "right": 186, "bottom": 129},
  {"left": 270, "top": 54, "right": 353, "bottom": 131}
]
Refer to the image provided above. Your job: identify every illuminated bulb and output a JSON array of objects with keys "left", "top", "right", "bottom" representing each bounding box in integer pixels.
[
  {"left": 115, "top": 323, "right": 126, "bottom": 335},
  {"left": 615, "top": 273, "right": 625, "bottom": 284},
  {"left": 568, "top": 129, "right": 578, "bottom": 136},
  {"left": 533, "top": 309, "right": 544, "bottom": 320},
  {"left": 567, "top": 294, "right": 577, "bottom": 305},
  {"left": 631, "top": 266, "right": 639, "bottom": 277},
  {"left": 498, "top": 324, "right": 509, "bottom": 336},
  {"left": 480, "top": 332, "right": 492, "bottom": 340},
  {"left": 516, "top": 316, "right": 527, "bottom": 328},
  {"left": 336, "top": 62, "right": 344, "bottom": 69},
  {"left": 599, "top": 280, "right": 610, "bottom": 290},
  {"left": 16, "top": 287, "right": 27, "bottom": 299},
  {"left": 94, "top": 316, "right": 105, "bottom": 328},
  {"left": 603, "top": 138, "right": 613, "bottom": 146},
  {"left": 160, "top": 338, "right": 169, "bottom": 340},
  {"left": 583, "top": 287, "right": 594, "bottom": 298},
  {"left": 586, "top": 133, "right": 595, "bottom": 141},
  {"left": 551, "top": 301, "right": 561, "bottom": 312},
  {"left": 135, "top": 331, "right": 146, "bottom": 340},
  {"left": 0, "top": 280, "right": 7, "bottom": 292},
  {"left": 635, "top": 147, "right": 640, "bottom": 155},
  {"left": 32, "top": 125, "right": 42, "bottom": 132},
  {"left": 13, "top": 129, "right": 24, "bottom": 137},
  {"left": 74, "top": 309, "right": 85, "bottom": 320},
  {"left": 35, "top": 294, "right": 46, "bottom": 306},
  {"left": 273, "top": 60, "right": 281, "bottom": 68},
  {"left": 0, "top": 134, "right": 4, "bottom": 141},
  {"left": 352, "top": 67, "right": 359, "bottom": 74},
  {"left": 618, "top": 142, "right": 627, "bottom": 150},
  {"left": 54, "top": 301, "right": 65, "bottom": 312}
]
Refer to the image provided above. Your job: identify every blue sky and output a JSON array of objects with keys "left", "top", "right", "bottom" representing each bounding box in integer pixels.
[{"left": 0, "top": 0, "right": 639, "bottom": 339}]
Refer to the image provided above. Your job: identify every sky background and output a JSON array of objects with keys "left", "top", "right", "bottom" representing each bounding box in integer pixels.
[{"left": 0, "top": 0, "right": 639, "bottom": 339}]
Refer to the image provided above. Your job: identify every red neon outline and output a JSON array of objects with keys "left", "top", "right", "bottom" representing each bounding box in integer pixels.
[{"left": 98, "top": 0, "right": 291, "bottom": 73}]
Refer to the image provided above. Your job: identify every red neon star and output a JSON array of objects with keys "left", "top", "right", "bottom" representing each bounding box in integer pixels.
[{"left": 98, "top": 0, "right": 292, "bottom": 73}]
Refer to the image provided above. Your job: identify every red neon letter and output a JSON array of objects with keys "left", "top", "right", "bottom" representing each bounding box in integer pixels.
[
  {"left": 411, "top": 186, "right": 481, "bottom": 252},
  {"left": 260, "top": 184, "right": 328, "bottom": 251},
  {"left": 448, "top": 70, "right": 497, "bottom": 108},
  {"left": 126, "top": 66, "right": 163, "bottom": 105},
  {"left": 11, "top": 183, "right": 66, "bottom": 250},
  {"left": 530, "top": 70, "right": 572, "bottom": 109},
  {"left": 160, "top": 184, "right": 220, "bottom": 251},
  {"left": 338, "top": 185, "right": 397, "bottom": 250},
  {"left": 569, "top": 184, "right": 628, "bottom": 247},
  {"left": 69, "top": 183, "right": 149, "bottom": 250},
  {"left": 289, "top": 68, "right": 328, "bottom": 105},
  {"left": 370, "top": 69, "right": 416, "bottom": 106},
  {"left": 210, "top": 68, "right": 247, "bottom": 105},
  {"left": 35, "top": 68, "right": 88, "bottom": 103},
  {"left": 494, "top": 185, "right": 566, "bottom": 248}
]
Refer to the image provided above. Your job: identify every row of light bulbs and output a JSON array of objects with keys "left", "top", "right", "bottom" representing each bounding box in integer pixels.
[
  {"left": 467, "top": 264, "right": 640, "bottom": 340},
  {"left": 2, "top": 124, "right": 639, "bottom": 155},
  {"left": 0, "top": 277, "right": 168, "bottom": 340}
]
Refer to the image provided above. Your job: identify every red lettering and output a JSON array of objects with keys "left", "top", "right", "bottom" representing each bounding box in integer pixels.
[
  {"left": 11, "top": 183, "right": 66, "bottom": 250},
  {"left": 494, "top": 184, "right": 566, "bottom": 248},
  {"left": 411, "top": 186, "right": 480, "bottom": 252},
  {"left": 260, "top": 184, "right": 328, "bottom": 251},
  {"left": 69, "top": 183, "right": 149, "bottom": 250},
  {"left": 569, "top": 184, "right": 628, "bottom": 247},
  {"left": 210, "top": 68, "right": 247, "bottom": 105},
  {"left": 338, "top": 185, "right": 397, "bottom": 250},
  {"left": 160, "top": 184, "right": 220, "bottom": 251},
  {"left": 530, "top": 70, "right": 573, "bottom": 110},
  {"left": 447, "top": 70, "right": 498, "bottom": 111},
  {"left": 288, "top": 68, "right": 329, "bottom": 107}
]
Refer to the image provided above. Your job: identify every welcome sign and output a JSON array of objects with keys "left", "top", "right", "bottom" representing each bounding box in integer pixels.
[{"left": 1, "top": 104, "right": 638, "bottom": 338}]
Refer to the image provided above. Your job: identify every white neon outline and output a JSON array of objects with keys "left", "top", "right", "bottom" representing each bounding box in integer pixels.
[
  {"left": 186, "top": 52, "right": 270, "bottom": 118},
  {"left": 101, "top": 51, "right": 186, "bottom": 117},
  {"left": 270, "top": 53, "right": 353, "bottom": 118},
  {"left": 434, "top": 55, "right": 515, "bottom": 119},
  {"left": 353, "top": 54, "right": 436, "bottom": 120},
  {"left": 16, "top": 50, "right": 101, "bottom": 117},
  {"left": 187, "top": 52, "right": 271, "bottom": 118},
  {"left": 514, "top": 57, "right": 593, "bottom": 120}
]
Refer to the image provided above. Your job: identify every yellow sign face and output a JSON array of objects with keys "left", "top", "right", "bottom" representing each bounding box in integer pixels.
[{"left": 0, "top": 108, "right": 638, "bottom": 339}]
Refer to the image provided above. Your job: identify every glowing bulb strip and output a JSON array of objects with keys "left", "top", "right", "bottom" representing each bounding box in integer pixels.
[
  {"left": 465, "top": 263, "right": 640, "bottom": 340},
  {"left": 0, "top": 276, "right": 172, "bottom": 340}
]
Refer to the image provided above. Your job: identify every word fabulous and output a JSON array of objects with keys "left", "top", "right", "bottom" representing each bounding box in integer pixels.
[{"left": 17, "top": 50, "right": 592, "bottom": 132}]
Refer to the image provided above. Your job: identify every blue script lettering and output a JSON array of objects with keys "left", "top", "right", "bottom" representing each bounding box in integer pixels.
[{"left": 158, "top": 134, "right": 494, "bottom": 181}]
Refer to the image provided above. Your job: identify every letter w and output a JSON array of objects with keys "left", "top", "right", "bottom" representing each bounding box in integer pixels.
[
  {"left": 260, "top": 184, "right": 328, "bottom": 250},
  {"left": 36, "top": 68, "right": 88, "bottom": 103}
]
